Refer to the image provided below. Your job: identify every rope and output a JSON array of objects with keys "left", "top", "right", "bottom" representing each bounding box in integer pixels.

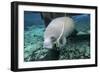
[{"left": 55, "top": 19, "right": 65, "bottom": 48}]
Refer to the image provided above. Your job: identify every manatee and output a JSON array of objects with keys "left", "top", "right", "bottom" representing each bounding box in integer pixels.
[{"left": 43, "top": 17, "right": 75, "bottom": 49}]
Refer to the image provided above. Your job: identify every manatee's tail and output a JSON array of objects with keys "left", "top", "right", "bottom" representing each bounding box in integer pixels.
[{"left": 72, "top": 14, "right": 90, "bottom": 33}]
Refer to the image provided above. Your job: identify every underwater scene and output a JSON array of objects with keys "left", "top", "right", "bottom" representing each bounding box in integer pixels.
[{"left": 24, "top": 11, "right": 90, "bottom": 62}]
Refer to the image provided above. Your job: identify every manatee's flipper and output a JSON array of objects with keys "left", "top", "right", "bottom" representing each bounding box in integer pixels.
[
  {"left": 59, "top": 37, "right": 66, "bottom": 48},
  {"left": 62, "top": 37, "right": 66, "bottom": 46}
]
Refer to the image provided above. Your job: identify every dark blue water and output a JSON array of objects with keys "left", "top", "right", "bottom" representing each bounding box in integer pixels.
[
  {"left": 24, "top": 11, "right": 90, "bottom": 32},
  {"left": 24, "top": 11, "right": 44, "bottom": 31},
  {"left": 72, "top": 14, "right": 90, "bottom": 32}
]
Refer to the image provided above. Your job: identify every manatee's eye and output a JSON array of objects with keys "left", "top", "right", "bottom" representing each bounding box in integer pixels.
[{"left": 51, "top": 36, "right": 56, "bottom": 42}]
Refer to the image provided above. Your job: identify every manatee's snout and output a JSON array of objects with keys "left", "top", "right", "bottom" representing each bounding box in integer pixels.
[
  {"left": 43, "top": 43, "right": 53, "bottom": 49},
  {"left": 43, "top": 39, "right": 53, "bottom": 49}
]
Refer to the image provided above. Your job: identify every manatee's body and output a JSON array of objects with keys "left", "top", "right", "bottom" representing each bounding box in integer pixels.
[{"left": 43, "top": 17, "right": 75, "bottom": 49}]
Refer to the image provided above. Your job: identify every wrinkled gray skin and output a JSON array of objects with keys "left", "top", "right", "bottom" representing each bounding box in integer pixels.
[{"left": 43, "top": 17, "right": 75, "bottom": 49}]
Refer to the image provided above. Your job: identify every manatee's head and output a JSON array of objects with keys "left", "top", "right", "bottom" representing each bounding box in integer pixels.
[{"left": 43, "top": 36, "right": 57, "bottom": 49}]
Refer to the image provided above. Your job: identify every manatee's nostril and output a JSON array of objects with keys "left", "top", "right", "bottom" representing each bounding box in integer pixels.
[
  {"left": 43, "top": 43, "right": 48, "bottom": 48},
  {"left": 44, "top": 44, "right": 48, "bottom": 47}
]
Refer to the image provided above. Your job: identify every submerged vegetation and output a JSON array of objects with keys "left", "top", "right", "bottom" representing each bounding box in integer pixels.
[{"left": 24, "top": 24, "right": 90, "bottom": 62}]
